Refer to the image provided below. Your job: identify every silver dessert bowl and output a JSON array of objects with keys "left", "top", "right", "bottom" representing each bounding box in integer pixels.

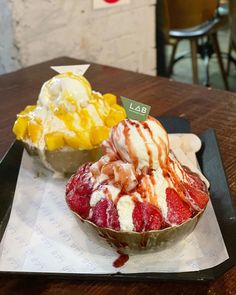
[
  {"left": 72, "top": 209, "right": 205, "bottom": 254},
  {"left": 23, "top": 142, "right": 102, "bottom": 174}
]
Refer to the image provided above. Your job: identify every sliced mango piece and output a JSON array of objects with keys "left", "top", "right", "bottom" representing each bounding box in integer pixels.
[
  {"left": 90, "top": 126, "right": 109, "bottom": 146},
  {"left": 12, "top": 116, "right": 29, "bottom": 140},
  {"left": 64, "top": 134, "right": 81, "bottom": 149},
  {"left": 55, "top": 108, "right": 75, "bottom": 131},
  {"left": 112, "top": 104, "right": 126, "bottom": 114},
  {"left": 76, "top": 130, "right": 93, "bottom": 149},
  {"left": 103, "top": 93, "right": 117, "bottom": 105},
  {"left": 105, "top": 106, "right": 126, "bottom": 127},
  {"left": 45, "top": 132, "right": 65, "bottom": 151},
  {"left": 91, "top": 92, "right": 101, "bottom": 103},
  {"left": 27, "top": 120, "right": 42, "bottom": 143},
  {"left": 54, "top": 104, "right": 67, "bottom": 116},
  {"left": 93, "top": 100, "right": 110, "bottom": 121},
  {"left": 64, "top": 131, "right": 93, "bottom": 149},
  {"left": 79, "top": 108, "right": 94, "bottom": 130},
  {"left": 19, "top": 105, "right": 36, "bottom": 116}
]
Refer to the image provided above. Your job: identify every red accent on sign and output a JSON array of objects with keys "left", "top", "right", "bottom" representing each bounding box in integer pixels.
[{"left": 103, "top": 0, "right": 120, "bottom": 3}]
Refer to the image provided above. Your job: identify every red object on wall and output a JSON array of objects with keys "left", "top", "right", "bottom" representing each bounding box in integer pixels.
[
  {"left": 94, "top": 0, "right": 129, "bottom": 9},
  {"left": 103, "top": 0, "right": 120, "bottom": 3}
]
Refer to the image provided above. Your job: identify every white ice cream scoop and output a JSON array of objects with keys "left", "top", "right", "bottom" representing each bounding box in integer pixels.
[
  {"left": 109, "top": 117, "right": 169, "bottom": 171},
  {"left": 38, "top": 73, "right": 92, "bottom": 109}
]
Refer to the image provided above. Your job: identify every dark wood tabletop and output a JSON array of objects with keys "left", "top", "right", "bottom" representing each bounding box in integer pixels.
[{"left": 0, "top": 57, "right": 235, "bottom": 295}]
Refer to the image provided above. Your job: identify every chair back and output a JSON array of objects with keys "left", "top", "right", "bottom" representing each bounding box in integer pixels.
[
  {"left": 165, "top": 0, "right": 218, "bottom": 29},
  {"left": 229, "top": 0, "right": 236, "bottom": 47}
]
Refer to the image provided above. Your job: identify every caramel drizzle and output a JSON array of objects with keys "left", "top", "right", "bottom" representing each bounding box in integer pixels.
[
  {"left": 147, "top": 176, "right": 158, "bottom": 207},
  {"left": 104, "top": 187, "right": 112, "bottom": 201},
  {"left": 122, "top": 120, "right": 139, "bottom": 170},
  {"left": 149, "top": 116, "right": 170, "bottom": 150},
  {"left": 142, "top": 118, "right": 186, "bottom": 208},
  {"left": 167, "top": 156, "right": 186, "bottom": 202},
  {"left": 143, "top": 120, "right": 166, "bottom": 171},
  {"left": 150, "top": 173, "right": 158, "bottom": 207},
  {"left": 136, "top": 123, "right": 153, "bottom": 167}
]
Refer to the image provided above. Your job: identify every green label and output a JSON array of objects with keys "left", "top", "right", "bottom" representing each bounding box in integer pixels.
[{"left": 121, "top": 96, "right": 151, "bottom": 121}]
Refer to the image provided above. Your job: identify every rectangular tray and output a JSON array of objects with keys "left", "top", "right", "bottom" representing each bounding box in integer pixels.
[{"left": 0, "top": 117, "right": 235, "bottom": 281}]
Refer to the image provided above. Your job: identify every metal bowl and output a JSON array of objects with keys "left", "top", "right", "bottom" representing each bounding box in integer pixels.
[
  {"left": 72, "top": 210, "right": 205, "bottom": 254},
  {"left": 24, "top": 142, "right": 102, "bottom": 175}
]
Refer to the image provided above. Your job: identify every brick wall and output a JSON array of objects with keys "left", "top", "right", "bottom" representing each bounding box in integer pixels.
[
  {"left": 0, "top": 1, "right": 20, "bottom": 73},
  {"left": 1, "top": 0, "right": 156, "bottom": 75}
]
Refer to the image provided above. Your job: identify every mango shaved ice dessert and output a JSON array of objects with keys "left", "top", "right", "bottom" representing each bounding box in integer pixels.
[{"left": 12, "top": 72, "right": 126, "bottom": 174}]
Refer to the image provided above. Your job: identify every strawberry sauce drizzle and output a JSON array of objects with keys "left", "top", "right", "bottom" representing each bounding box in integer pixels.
[
  {"left": 143, "top": 120, "right": 165, "bottom": 170},
  {"left": 168, "top": 156, "right": 186, "bottom": 200},
  {"left": 113, "top": 251, "right": 129, "bottom": 268},
  {"left": 150, "top": 173, "right": 158, "bottom": 207},
  {"left": 123, "top": 121, "right": 139, "bottom": 170},
  {"left": 136, "top": 123, "right": 153, "bottom": 167},
  {"left": 148, "top": 117, "right": 169, "bottom": 172}
]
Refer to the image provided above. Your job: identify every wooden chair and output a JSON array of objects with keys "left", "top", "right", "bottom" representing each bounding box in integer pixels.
[
  {"left": 227, "top": 0, "right": 236, "bottom": 75},
  {"left": 164, "top": 0, "right": 229, "bottom": 89}
]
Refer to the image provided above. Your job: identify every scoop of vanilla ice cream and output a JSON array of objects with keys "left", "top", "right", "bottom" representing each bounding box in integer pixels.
[
  {"left": 38, "top": 73, "right": 92, "bottom": 109},
  {"left": 109, "top": 117, "right": 169, "bottom": 170}
]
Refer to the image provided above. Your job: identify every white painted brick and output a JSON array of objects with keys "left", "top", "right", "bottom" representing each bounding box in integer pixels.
[
  {"left": 1, "top": 0, "right": 156, "bottom": 76},
  {"left": 115, "top": 34, "right": 136, "bottom": 59},
  {"left": 101, "top": 11, "right": 134, "bottom": 41},
  {"left": 0, "top": 0, "right": 20, "bottom": 73},
  {"left": 132, "top": 6, "right": 156, "bottom": 49},
  {"left": 114, "top": 54, "right": 139, "bottom": 72},
  {"left": 138, "top": 47, "right": 156, "bottom": 74}
]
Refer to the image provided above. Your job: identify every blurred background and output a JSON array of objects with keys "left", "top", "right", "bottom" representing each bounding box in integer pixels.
[
  {"left": 157, "top": 0, "right": 236, "bottom": 91},
  {"left": 0, "top": 0, "right": 235, "bottom": 91}
]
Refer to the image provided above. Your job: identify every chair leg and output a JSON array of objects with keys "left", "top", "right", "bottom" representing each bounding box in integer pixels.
[
  {"left": 226, "top": 38, "right": 232, "bottom": 76},
  {"left": 190, "top": 39, "right": 199, "bottom": 84},
  {"left": 210, "top": 33, "right": 229, "bottom": 90},
  {"left": 167, "top": 41, "right": 178, "bottom": 77},
  {"left": 203, "top": 54, "right": 210, "bottom": 87}
]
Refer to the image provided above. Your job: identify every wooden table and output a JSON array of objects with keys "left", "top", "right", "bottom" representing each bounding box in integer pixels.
[{"left": 0, "top": 57, "right": 235, "bottom": 294}]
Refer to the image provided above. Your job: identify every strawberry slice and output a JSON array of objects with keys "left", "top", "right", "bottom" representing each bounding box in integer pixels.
[
  {"left": 132, "top": 202, "right": 145, "bottom": 232},
  {"left": 133, "top": 202, "right": 163, "bottom": 232},
  {"left": 66, "top": 163, "right": 94, "bottom": 219},
  {"left": 182, "top": 183, "right": 209, "bottom": 211},
  {"left": 66, "top": 163, "right": 94, "bottom": 196},
  {"left": 66, "top": 189, "right": 90, "bottom": 219},
  {"left": 91, "top": 199, "right": 120, "bottom": 230},
  {"left": 166, "top": 188, "right": 192, "bottom": 225},
  {"left": 182, "top": 166, "right": 207, "bottom": 192},
  {"left": 145, "top": 203, "right": 163, "bottom": 231},
  {"left": 66, "top": 173, "right": 78, "bottom": 195},
  {"left": 107, "top": 201, "right": 120, "bottom": 231}
]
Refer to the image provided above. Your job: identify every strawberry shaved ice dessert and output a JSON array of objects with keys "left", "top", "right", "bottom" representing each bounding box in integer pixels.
[{"left": 66, "top": 116, "right": 209, "bottom": 235}]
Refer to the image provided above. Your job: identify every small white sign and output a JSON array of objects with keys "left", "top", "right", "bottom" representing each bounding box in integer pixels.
[
  {"left": 50, "top": 64, "right": 90, "bottom": 76},
  {"left": 93, "top": 0, "right": 130, "bottom": 10}
]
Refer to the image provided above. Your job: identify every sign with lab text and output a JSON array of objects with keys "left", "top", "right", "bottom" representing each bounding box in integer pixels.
[
  {"left": 121, "top": 96, "right": 151, "bottom": 121},
  {"left": 93, "top": 0, "right": 130, "bottom": 10}
]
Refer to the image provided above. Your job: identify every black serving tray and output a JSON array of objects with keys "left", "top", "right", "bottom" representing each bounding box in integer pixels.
[{"left": 0, "top": 117, "right": 235, "bottom": 281}]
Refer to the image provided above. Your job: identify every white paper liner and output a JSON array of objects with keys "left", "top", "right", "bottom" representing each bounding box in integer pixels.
[{"left": 0, "top": 135, "right": 229, "bottom": 273}]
